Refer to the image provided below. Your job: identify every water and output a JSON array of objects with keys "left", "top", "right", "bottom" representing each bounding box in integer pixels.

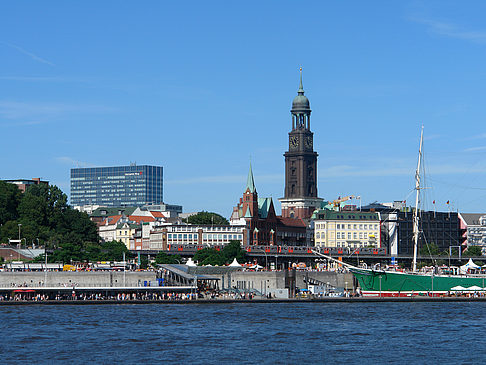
[{"left": 1, "top": 302, "right": 485, "bottom": 364}]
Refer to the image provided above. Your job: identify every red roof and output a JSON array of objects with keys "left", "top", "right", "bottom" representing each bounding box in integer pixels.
[
  {"left": 150, "top": 211, "right": 165, "bottom": 218},
  {"left": 129, "top": 215, "right": 155, "bottom": 224},
  {"left": 277, "top": 217, "right": 306, "bottom": 228},
  {"left": 99, "top": 215, "right": 122, "bottom": 226}
]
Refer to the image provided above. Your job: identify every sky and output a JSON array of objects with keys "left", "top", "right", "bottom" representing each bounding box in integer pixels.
[{"left": 2, "top": 1, "right": 486, "bottom": 217}]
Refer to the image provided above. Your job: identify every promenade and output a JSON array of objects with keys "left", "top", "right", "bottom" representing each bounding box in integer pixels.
[{"left": 2, "top": 296, "right": 486, "bottom": 305}]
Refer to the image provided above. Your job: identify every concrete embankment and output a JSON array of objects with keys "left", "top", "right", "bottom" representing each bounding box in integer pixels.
[
  {"left": 0, "top": 271, "right": 156, "bottom": 288},
  {"left": 1, "top": 297, "right": 486, "bottom": 305}
]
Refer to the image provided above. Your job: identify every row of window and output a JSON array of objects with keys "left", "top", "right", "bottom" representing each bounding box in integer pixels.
[
  {"left": 316, "top": 232, "right": 376, "bottom": 240},
  {"left": 315, "top": 223, "right": 379, "bottom": 230},
  {"left": 167, "top": 233, "right": 243, "bottom": 240},
  {"left": 166, "top": 226, "right": 243, "bottom": 233}
]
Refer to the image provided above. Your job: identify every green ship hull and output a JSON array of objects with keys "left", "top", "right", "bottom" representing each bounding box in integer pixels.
[{"left": 350, "top": 268, "right": 486, "bottom": 297}]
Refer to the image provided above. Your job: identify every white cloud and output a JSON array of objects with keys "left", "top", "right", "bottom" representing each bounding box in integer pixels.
[
  {"left": 1, "top": 42, "right": 55, "bottom": 66},
  {"left": 166, "top": 173, "right": 283, "bottom": 185},
  {"left": 412, "top": 18, "right": 486, "bottom": 44},
  {"left": 464, "top": 146, "right": 486, "bottom": 152},
  {"left": 55, "top": 157, "right": 94, "bottom": 168},
  {"left": 320, "top": 163, "right": 486, "bottom": 179},
  {"left": 0, "top": 100, "right": 117, "bottom": 123}
]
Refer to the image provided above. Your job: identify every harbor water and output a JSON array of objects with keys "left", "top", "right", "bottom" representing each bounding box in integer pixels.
[{"left": 1, "top": 302, "right": 485, "bottom": 364}]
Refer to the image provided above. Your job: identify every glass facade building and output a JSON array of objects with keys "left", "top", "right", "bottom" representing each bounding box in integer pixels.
[{"left": 70, "top": 165, "right": 163, "bottom": 207}]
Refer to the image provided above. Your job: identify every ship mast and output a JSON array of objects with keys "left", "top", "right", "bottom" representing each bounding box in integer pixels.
[{"left": 412, "top": 125, "right": 424, "bottom": 272}]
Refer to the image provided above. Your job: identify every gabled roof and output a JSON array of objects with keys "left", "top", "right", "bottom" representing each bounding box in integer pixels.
[
  {"left": 150, "top": 211, "right": 165, "bottom": 218},
  {"left": 277, "top": 217, "right": 306, "bottom": 228},
  {"left": 258, "top": 198, "right": 273, "bottom": 219},
  {"left": 460, "top": 213, "right": 486, "bottom": 226},
  {"left": 99, "top": 215, "right": 122, "bottom": 226},
  {"left": 128, "top": 215, "right": 156, "bottom": 224}
]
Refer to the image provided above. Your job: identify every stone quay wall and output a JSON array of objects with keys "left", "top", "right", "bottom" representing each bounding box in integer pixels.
[
  {"left": 0, "top": 271, "right": 157, "bottom": 288},
  {"left": 224, "top": 271, "right": 354, "bottom": 295}
]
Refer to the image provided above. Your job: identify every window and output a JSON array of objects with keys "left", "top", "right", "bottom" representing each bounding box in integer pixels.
[{"left": 337, "top": 233, "right": 341, "bottom": 239}]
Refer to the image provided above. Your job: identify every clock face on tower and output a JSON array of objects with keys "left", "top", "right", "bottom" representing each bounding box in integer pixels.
[
  {"left": 289, "top": 136, "right": 299, "bottom": 149},
  {"left": 305, "top": 136, "right": 313, "bottom": 149}
]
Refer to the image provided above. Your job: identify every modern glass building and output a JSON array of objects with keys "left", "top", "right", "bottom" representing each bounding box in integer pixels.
[{"left": 70, "top": 165, "right": 163, "bottom": 207}]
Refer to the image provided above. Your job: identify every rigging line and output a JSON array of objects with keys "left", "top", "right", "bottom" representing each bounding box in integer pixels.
[{"left": 427, "top": 176, "right": 486, "bottom": 191}]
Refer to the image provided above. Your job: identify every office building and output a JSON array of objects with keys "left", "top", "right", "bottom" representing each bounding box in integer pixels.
[{"left": 70, "top": 164, "right": 163, "bottom": 207}]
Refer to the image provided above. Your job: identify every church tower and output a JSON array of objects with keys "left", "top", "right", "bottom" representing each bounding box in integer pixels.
[{"left": 279, "top": 69, "right": 323, "bottom": 219}]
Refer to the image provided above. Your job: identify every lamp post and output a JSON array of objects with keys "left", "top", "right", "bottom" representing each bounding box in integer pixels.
[{"left": 18, "top": 223, "right": 22, "bottom": 248}]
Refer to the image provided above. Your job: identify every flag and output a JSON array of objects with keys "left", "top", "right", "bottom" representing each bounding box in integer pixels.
[{"left": 446, "top": 200, "right": 450, "bottom": 205}]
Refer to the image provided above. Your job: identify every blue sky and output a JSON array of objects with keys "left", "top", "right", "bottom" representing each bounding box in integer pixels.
[{"left": 2, "top": 1, "right": 486, "bottom": 217}]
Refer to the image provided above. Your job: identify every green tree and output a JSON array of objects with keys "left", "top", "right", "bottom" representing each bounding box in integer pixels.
[
  {"left": 0, "top": 181, "right": 21, "bottom": 226},
  {"left": 221, "top": 240, "right": 246, "bottom": 264},
  {"left": 464, "top": 245, "right": 483, "bottom": 257},
  {"left": 419, "top": 242, "right": 440, "bottom": 257},
  {"left": 193, "top": 240, "right": 246, "bottom": 266},
  {"left": 99, "top": 240, "right": 130, "bottom": 261},
  {"left": 186, "top": 211, "right": 229, "bottom": 225},
  {"left": 155, "top": 252, "right": 180, "bottom": 264}
]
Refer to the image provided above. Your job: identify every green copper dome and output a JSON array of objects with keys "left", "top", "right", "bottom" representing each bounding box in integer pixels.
[{"left": 292, "top": 68, "right": 310, "bottom": 110}]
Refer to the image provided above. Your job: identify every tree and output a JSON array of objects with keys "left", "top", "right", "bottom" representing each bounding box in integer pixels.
[
  {"left": 193, "top": 240, "right": 246, "bottom": 266},
  {"left": 155, "top": 252, "right": 180, "bottom": 265},
  {"left": 221, "top": 240, "right": 246, "bottom": 264},
  {"left": 98, "top": 240, "right": 130, "bottom": 261},
  {"left": 186, "top": 211, "right": 229, "bottom": 225},
  {"left": 419, "top": 242, "right": 440, "bottom": 257},
  {"left": 0, "top": 181, "right": 21, "bottom": 225},
  {"left": 464, "top": 245, "right": 483, "bottom": 257}
]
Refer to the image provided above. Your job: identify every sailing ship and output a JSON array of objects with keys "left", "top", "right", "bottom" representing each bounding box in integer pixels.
[{"left": 339, "top": 127, "right": 485, "bottom": 296}]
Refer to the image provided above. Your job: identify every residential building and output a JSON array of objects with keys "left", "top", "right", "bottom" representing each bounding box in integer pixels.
[
  {"left": 313, "top": 209, "right": 381, "bottom": 249},
  {"left": 279, "top": 70, "right": 323, "bottom": 219},
  {"left": 4, "top": 178, "right": 49, "bottom": 193},
  {"left": 133, "top": 224, "right": 246, "bottom": 251},
  {"left": 70, "top": 164, "right": 163, "bottom": 207},
  {"left": 459, "top": 213, "right": 486, "bottom": 249}
]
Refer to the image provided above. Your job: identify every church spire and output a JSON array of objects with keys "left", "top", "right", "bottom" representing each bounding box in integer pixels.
[
  {"left": 298, "top": 67, "right": 304, "bottom": 95},
  {"left": 246, "top": 162, "right": 256, "bottom": 193}
]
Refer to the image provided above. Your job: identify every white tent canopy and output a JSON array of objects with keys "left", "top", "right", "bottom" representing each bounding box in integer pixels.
[
  {"left": 229, "top": 258, "right": 242, "bottom": 267},
  {"left": 186, "top": 257, "right": 197, "bottom": 267},
  {"left": 451, "top": 286, "right": 467, "bottom": 291},
  {"left": 459, "top": 258, "right": 481, "bottom": 274}
]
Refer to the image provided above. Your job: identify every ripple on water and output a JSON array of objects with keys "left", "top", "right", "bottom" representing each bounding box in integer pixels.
[{"left": 1, "top": 302, "right": 486, "bottom": 363}]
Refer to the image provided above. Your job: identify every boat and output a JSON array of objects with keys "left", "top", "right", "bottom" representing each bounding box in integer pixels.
[{"left": 324, "top": 127, "right": 486, "bottom": 297}]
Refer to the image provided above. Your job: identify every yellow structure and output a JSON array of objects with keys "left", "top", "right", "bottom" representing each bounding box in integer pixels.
[
  {"left": 313, "top": 209, "right": 380, "bottom": 249},
  {"left": 115, "top": 222, "right": 138, "bottom": 248}
]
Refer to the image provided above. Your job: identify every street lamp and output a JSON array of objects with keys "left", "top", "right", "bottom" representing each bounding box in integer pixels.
[
  {"left": 18, "top": 223, "right": 22, "bottom": 247},
  {"left": 262, "top": 250, "right": 268, "bottom": 271}
]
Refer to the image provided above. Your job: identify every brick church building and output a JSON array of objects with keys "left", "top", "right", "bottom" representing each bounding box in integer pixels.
[{"left": 230, "top": 69, "right": 320, "bottom": 246}]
